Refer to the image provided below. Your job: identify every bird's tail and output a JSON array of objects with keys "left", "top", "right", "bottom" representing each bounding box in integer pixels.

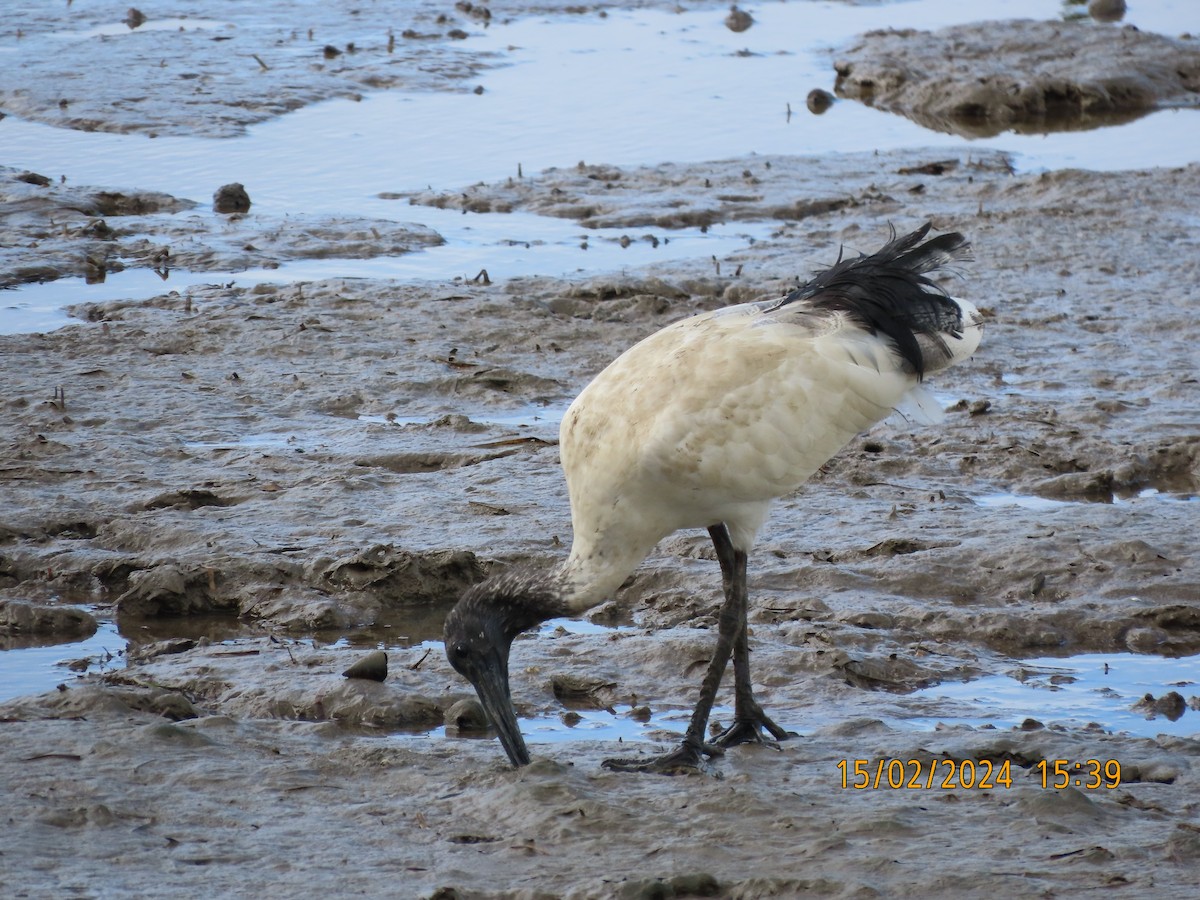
[
  {"left": 779, "top": 222, "right": 981, "bottom": 379},
  {"left": 886, "top": 223, "right": 972, "bottom": 276}
]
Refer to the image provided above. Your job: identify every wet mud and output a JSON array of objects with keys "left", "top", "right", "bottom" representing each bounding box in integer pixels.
[
  {"left": 1, "top": 166, "right": 443, "bottom": 287},
  {"left": 834, "top": 18, "right": 1200, "bottom": 137},
  {"left": 2, "top": 3, "right": 1199, "bottom": 898}
]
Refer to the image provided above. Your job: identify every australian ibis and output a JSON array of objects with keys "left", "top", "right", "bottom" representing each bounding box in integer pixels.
[{"left": 444, "top": 223, "right": 982, "bottom": 773}]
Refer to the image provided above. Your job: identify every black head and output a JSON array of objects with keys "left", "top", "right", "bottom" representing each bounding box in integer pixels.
[{"left": 443, "top": 567, "right": 568, "bottom": 767}]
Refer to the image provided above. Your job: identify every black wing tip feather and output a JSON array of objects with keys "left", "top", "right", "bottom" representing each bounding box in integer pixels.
[
  {"left": 781, "top": 223, "right": 973, "bottom": 378},
  {"left": 879, "top": 222, "right": 971, "bottom": 273}
]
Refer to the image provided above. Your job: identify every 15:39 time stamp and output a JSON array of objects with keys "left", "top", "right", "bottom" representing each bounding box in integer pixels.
[
  {"left": 837, "top": 757, "right": 1122, "bottom": 790},
  {"left": 1034, "top": 758, "right": 1122, "bottom": 789}
]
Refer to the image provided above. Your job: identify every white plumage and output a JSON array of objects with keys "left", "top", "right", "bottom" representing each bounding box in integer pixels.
[
  {"left": 445, "top": 223, "right": 982, "bottom": 771},
  {"left": 558, "top": 290, "right": 981, "bottom": 612}
]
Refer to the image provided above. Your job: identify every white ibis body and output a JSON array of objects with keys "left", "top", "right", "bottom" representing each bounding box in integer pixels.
[{"left": 445, "top": 224, "right": 982, "bottom": 772}]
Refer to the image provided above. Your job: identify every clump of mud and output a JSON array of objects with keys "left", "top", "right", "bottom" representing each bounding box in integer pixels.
[
  {"left": 834, "top": 18, "right": 1200, "bottom": 136},
  {"left": 0, "top": 600, "right": 97, "bottom": 644}
]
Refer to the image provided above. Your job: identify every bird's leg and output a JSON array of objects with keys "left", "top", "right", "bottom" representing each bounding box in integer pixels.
[
  {"left": 601, "top": 526, "right": 744, "bottom": 775},
  {"left": 707, "top": 525, "right": 791, "bottom": 748}
]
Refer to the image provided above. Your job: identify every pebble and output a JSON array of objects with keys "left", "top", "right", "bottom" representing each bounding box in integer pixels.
[
  {"left": 342, "top": 649, "right": 388, "bottom": 682},
  {"left": 213, "top": 182, "right": 251, "bottom": 213}
]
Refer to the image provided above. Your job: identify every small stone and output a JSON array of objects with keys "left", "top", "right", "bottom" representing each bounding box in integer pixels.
[
  {"left": 807, "top": 88, "right": 835, "bottom": 114},
  {"left": 1088, "top": 0, "right": 1126, "bottom": 23},
  {"left": 342, "top": 649, "right": 388, "bottom": 682},
  {"left": 213, "top": 182, "right": 251, "bottom": 213},
  {"left": 444, "top": 697, "right": 490, "bottom": 733},
  {"left": 724, "top": 5, "right": 753, "bottom": 33},
  {"left": 125, "top": 8, "right": 147, "bottom": 29}
]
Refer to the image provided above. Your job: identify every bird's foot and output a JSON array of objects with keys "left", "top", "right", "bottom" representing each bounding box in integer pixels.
[
  {"left": 711, "top": 708, "right": 793, "bottom": 749},
  {"left": 601, "top": 740, "right": 724, "bottom": 777}
]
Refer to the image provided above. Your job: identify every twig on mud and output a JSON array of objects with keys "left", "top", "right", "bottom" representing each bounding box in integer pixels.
[
  {"left": 22, "top": 753, "right": 83, "bottom": 762},
  {"left": 270, "top": 637, "right": 299, "bottom": 664},
  {"left": 408, "top": 647, "right": 432, "bottom": 670}
]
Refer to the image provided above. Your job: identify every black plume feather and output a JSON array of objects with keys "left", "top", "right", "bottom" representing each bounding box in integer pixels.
[{"left": 772, "top": 223, "right": 971, "bottom": 378}]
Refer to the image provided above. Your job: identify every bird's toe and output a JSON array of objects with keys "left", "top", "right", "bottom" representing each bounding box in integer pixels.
[
  {"left": 601, "top": 741, "right": 724, "bottom": 777},
  {"left": 711, "top": 712, "right": 794, "bottom": 749}
]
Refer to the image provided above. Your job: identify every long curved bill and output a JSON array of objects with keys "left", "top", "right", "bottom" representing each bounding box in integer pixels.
[{"left": 470, "top": 656, "right": 531, "bottom": 767}]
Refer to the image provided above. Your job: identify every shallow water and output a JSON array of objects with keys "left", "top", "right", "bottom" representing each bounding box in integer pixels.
[
  {"left": 0, "top": 214, "right": 774, "bottom": 334},
  {"left": 4, "top": 0, "right": 1198, "bottom": 204},
  {"left": 439, "top": 701, "right": 731, "bottom": 748},
  {"left": 4, "top": 614, "right": 1196, "bottom": 742},
  {"left": 899, "top": 652, "right": 1200, "bottom": 738},
  {"left": 977, "top": 486, "right": 1198, "bottom": 509},
  {"left": 0, "top": 619, "right": 126, "bottom": 703},
  {"left": 437, "top": 649, "right": 1200, "bottom": 752},
  {"left": 3, "top": 0, "right": 1199, "bottom": 334}
]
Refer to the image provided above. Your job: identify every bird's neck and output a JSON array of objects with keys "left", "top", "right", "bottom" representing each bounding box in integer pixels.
[{"left": 556, "top": 528, "right": 659, "bottom": 614}]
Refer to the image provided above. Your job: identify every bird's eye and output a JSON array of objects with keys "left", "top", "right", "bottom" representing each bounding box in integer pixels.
[{"left": 451, "top": 642, "right": 470, "bottom": 661}]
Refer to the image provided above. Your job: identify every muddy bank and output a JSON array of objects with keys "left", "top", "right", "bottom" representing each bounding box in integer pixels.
[
  {"left": 3, "top": 149, "right": 1199, "bottom": 640},
  {"left": 0, "top": 600, "right": 97, "bottom": 648},
  {"left": 834, "top": 18, "right": 1200, "bottom": 136},
  {"left": 0, "top": 0, "right": 728, "bottom": 139},
  {"left": 0, "top": 0, "right": 495, "bottom": 139},
  {"left": 0, "top": 166, "right": 443, "bottom": 287},
  {"left": 397, "top": 151, "right": 1019, "bottom": 229}
]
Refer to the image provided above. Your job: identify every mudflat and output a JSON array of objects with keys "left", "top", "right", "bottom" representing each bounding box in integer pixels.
[{"left": 2, "top": 3, "right": 1198, "bottom": 897}]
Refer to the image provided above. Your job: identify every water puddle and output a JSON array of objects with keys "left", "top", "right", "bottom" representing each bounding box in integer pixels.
[
  {"left": 0, "top": 605, "right": 456, "bottom": 705},
  {"left": 0, "top": 215, "right": 772, "bottom": 336},
  {"left": 437, "top": 701, "right": 733, "bottom": 749},
  {"left": 975, "top": 493, "right": 1077, "bottom": 511},
  {"left": 897, "top": 652, "right": 1200, "bottom": 738},
  {"left": 976, "top": 481, "right": 1199, "bottom": 509},
  {"left": 327, "top": 603, "right": 457, "bottom": 651},
  {"left": 538, "top": 616, "right": 636, "bottom": 637},
  {"left": 0, "top": 618, "right": 127, "bottom": 704},
  {"left": 1114, "top": 486, "right": 1199, "bottom": 504},
  {"left": 7, "top": 612, "right": 1197, "bottom": 745}
]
